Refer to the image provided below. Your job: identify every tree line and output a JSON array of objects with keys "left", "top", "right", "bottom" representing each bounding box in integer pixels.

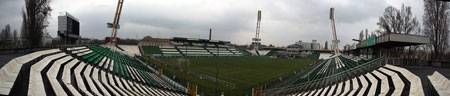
[{"left": 0, "top": 0, "right": 51, "bottom": 49}]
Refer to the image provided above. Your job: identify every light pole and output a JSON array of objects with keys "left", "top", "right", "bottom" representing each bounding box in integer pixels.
[
  {"left": 184, "top": 44, "right": 188, "bottom": 95},
  {"left": 216, "top": 44, "right": 219, "bottom": 96},
  {"left": 351, "top": 38, "right": 363, "bottom": 76}
]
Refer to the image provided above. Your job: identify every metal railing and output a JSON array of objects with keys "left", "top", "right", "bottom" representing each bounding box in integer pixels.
[
  {"left": 256, "top": 59, "right": 328, "bottom": 90},
  {"left": 136, "top": 56, "right": 188, "bottom": 93}
]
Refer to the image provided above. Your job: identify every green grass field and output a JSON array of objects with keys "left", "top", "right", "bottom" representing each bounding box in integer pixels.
[{"left": 148, "top": 57, "right": 316, "bottom": 96}]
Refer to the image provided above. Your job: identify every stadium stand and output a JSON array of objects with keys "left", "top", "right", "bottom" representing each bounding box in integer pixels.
[
  {"left": 141, "top": 46, "right": 163, "bottom": 55},
  {"left": 318, "top": 53, "right": 332, "bottom": 60},
  {"left": 260, "top": 54, "right": 425, "bottom": 96},
  {"left": 306, "top": 53, "right": 319, "bottom": 60},
  {"left": 0, "top": 45, "right": 186, "bottom": 95},
  {"left": 140, "top": 37, "right": 245, "bottom": 57},
  {"left": 257, "top": 50, "right": 271, "bottom": 56},
  {"left": 102, "top": 44, "right": 142, "bottom": 57},
  {"left": 0, "top": 49, "right": 60, "bottom": 94},
  {"left": 118, "top": 45, "right": 142, "bottom": 56}
]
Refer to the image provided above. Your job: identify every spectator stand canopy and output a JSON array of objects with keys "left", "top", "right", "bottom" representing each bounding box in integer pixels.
[{"left": 346, "top": 33, "right": 430, "bottom": 66}]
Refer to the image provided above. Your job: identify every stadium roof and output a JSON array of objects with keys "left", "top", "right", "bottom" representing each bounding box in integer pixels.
[
  {"left": 140, "top": 36, "right": 170, "bottom": 42},
  {"left": 171, "top": 37, "right": 231, "bottom": 44},
  {"left": 353, "top": 33, "right": 430, "bottom": 50}
]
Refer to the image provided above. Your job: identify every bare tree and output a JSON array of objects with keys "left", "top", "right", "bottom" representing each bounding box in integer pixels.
[
  {"left": 423, "top": 0, "right": 450, "bottom": 60},
  {"left": 365, "top": 28, "right": 368, "bottom": 39},
  {"left": 0, "top": 30, "right": 3, "bottom": 48},
  {"left": 0, "top": 24, "right": 12, "bottom": 48},
  {"left": 21, "top": 0, "right": 52, "bottom": 48},
  {"left": 13, "top": 30, "right": 18, "bottom": 47},
  {"left": 21, "top": 13, "right": 28, "bottom": 46},
  {"left": 0, "top": 29, "right": 3, "bottom": 40},
  {"left": 3, "top": 24, "right": 11, "bottom": 41},
  {"left": 375, "top": 4, "right": 421, "bottom": 58},
  {"left": 0, "top": 28, "right": 5, "bottom": 47},
  {"left": 359, "top": 30, "right": 364, "bottom": 40},
  {"left": 376, "top": 4, "right": 420, "bottom": 35}
]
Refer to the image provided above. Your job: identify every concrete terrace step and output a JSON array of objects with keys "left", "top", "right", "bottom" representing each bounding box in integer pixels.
[
  {"left": 28, "top": 53, "right": 67, "bottom": 96},
  {"left": 428, "top": 71, "right": 450, "bottom": 96},
  {"left": 286, "top": 63, "right": 423, "bottom": 96},
  {"left": 47, "top": 56, "right": 73, "bottom": 96},
  {"left": 385, "top": 65, "right": 424, "bottom": 96},
  {"left": 0, "top": 49, "right": 60, "bottom": 95},
  {"left": 378, "top": 67, "right": 405, "bottom": 96}
]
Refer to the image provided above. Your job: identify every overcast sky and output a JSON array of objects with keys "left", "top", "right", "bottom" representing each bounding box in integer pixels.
[{"left": 0, "top": 0, "right": 424, "bottom": 47}]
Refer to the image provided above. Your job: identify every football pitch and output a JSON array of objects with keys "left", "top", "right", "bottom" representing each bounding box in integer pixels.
[{"left": 149, "top": 57, "right": 316, "bottom": 95}]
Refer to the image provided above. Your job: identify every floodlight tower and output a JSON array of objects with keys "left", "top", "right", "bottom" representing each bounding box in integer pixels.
[
  {"left": 108, "top": 0, "right": 124, "bottom": 43},
  {"left": 253, "top": 10, "right": 262, "bottom": 52},
  {"left": 330, "top": 8, "right": 340, "bottom": 54}
]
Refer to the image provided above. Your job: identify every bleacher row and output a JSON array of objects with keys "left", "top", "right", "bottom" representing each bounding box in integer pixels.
[
  {"left": 0, "top": 46, "right": 186, "bottom": 96},
  {"left": 282, "top": 55, "right": 425, "bottom": 96},
  {"left": 176, "top": 46, "right": 242, "bottom": 56},
  {"left": 142, "top": 41, "right": 244, "bottom": 57}
]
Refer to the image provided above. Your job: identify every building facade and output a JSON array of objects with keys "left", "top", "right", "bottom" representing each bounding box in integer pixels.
[
  {"left": 58, "top": 12, "right": 80, "bottom": 45},
  {"left": 294, "top": 40, "right": 321, "bottom": 50}
]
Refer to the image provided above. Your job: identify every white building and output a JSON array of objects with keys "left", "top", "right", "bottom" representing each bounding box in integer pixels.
[
  {"left": 311, "top": 40, "right": 320, "bottom": 50},
  {"left": 295, "top": 40, "right": 321, "bottom": 50}
]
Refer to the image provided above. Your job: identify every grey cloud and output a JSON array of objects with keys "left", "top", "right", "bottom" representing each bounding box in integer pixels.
[
  {"left": 0, "top": 0, "right": 24, "bottom": 31},
  {"left": 0, "top": 0, "right": 424, "bottom": 48}
]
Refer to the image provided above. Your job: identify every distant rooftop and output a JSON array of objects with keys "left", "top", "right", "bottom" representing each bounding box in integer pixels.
[{"left": 58, "top": 12, "right": 79, "bottom": 21}]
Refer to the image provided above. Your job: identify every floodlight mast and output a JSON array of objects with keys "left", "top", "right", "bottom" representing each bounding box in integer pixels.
[
  {"left": 110, "top": 0, "right": 124, "bottom": 43},
  {"left": 253, "top": 10, "right": 262, "bottom": 52},
  {"left": 330, "top": 8, "right": 340, "bottom": 54}
]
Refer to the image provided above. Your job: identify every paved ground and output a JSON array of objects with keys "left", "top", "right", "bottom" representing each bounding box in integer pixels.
[
  {"left": 0, "top": 53, "right": 29, "bottom": 69},
  {"left": 0, "top": 48, "right": 54, "bottom": 69},
  {"left": 405, "top": 66, "right": 450, "bottom": 96}
]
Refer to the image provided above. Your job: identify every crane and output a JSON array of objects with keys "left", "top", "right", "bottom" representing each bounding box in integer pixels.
[{"left": 108, "top": 0, "right": 124, "bottom": 43}]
